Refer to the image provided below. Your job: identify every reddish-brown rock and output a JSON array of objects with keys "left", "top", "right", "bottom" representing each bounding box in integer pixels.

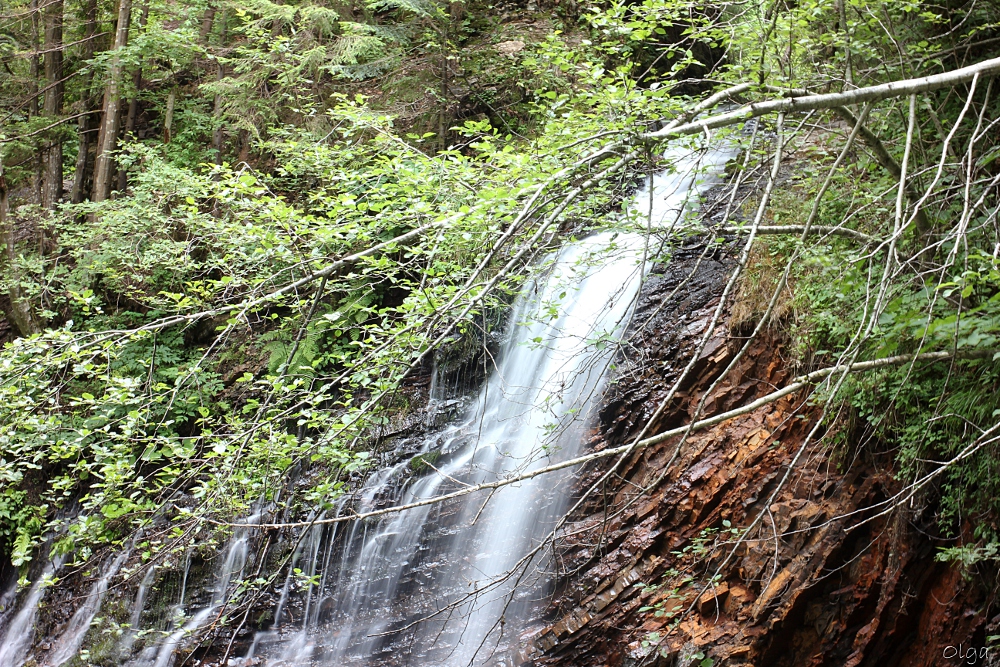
[{"left": 518, "top": 242, "right": 993, "bottom": 667}]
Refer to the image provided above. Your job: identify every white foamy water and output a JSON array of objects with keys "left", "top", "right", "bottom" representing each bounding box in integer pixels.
[
  {"left": 125, "top": 515, "right": 257, "bottom": 667},
  {"left": 0, "top": 142, "right": 734, "bottom": 667},
  {"left": 0, "top": 556, "right": 64, "bottom": 667},
  {"left": 47, "top": 550, "right": 129, "bottom": 666},
  {"left": 243, "top": 142, "right": 735, "bottom": 667}
]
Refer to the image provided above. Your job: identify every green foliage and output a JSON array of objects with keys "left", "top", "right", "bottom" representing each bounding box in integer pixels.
[
  {"left": 937, "top": 542, "right": 1000, "bottom": 569},
  {"left": 776, "top": 100, "right": 1000, "bottom": 546},
  {"left": 0, "top": 65, "right": 681, "bottom": 565},
  {"left": 2, "top": 0, "right": 1000, "bottom": 614}
]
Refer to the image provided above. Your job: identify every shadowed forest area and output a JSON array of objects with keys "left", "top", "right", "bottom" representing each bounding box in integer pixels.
[{"left": 1, "top": 0, "right": 1000, "bottom": 665}]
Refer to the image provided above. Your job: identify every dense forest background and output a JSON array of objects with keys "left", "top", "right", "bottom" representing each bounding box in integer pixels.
[{"left": 2, "top": 0, "right": 1000, "bottom": 661}]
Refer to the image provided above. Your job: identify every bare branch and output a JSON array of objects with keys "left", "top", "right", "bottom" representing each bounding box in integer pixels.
[
  {"left": 209, "top": 348, "right": 997, "bottom": 530},
  {"left": 644, "top": 57, "right": 1000, "bottom": 141},
  {"left": 722, "top": 224, "right": 876, "bottom": 243}
]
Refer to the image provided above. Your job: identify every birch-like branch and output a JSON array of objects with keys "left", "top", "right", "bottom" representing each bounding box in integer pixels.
[
  {"left": 210, "top": 348, "right": 996, "bottom": 530},
  {"left": 721, "top": 224, "right": 875, "bottom": 243},
  {"left": 66, "top": 58, "right": 999, "bottom": 343},
  {"left": 644, "top": 57, "right": 1000, "bottom": 141}
]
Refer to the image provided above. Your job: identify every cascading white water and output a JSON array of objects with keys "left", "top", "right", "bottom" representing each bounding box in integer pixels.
[
  {"left": 47, "top": 549, "right": 130, "bottom": 666},
  {"left": 126, "top": 513, "right": 258, "bottom": 667},
  {"left": 244, "top": 142, "right": 735, "bottom": 667},
  {"left": 0, "top": 142, "right": 733, "bottom": 667},
  {"left": 119, "top": 564, "right": 159, "bottom": 659},
  {"left": 0, "top": 556, "right": 64, "bottom": 667}
]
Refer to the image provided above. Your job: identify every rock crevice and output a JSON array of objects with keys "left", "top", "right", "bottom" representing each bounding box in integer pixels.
[{"left": 531, "top": 242, "right": 991, "bottom": 667}]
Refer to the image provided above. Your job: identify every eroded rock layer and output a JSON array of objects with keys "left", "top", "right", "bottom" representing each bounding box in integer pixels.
[{"left": 530, "top": 242, "right": 993, "bottom": 667}]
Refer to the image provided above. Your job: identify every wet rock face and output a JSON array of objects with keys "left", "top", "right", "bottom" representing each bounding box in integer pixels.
[
  {"left": 4, "top": 237, "right": 991, "bottom": 667},
  {"left": 531, "top": 243, "right": 993, "bottom": 667}
]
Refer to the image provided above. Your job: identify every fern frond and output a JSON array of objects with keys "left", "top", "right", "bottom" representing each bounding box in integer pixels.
[
  {"left": 298, "top": 5, "right": 345, "bottom": 34},
  {"left": 366, "top": 0, "right": 443, "bottom": 19},
  {"left": 238, "top": 0, "right": 297, "bottom": 23},
  {"left": 326, "top": 55, "right": 401, "bottom": 81},
  {"left": 330, "top": 34, "right": 387, "bottom": 65},
  {"left": 299, "top": 45, "right": 331, "bottom": 71}
]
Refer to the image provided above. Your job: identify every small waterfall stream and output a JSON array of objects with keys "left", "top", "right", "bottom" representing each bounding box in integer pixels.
[
  {"left": 47, "top": 550, "right": 129, "bottom": 666},
  {"left": 244, "top": 143, "right": 735, "bottom": 666},
  {"left": 0, "top": 556, "right": 65, "bottom": 667},
  {"left": 0, "top": 143, "right": 733, "bottom": 667},
  {"left": 272, "top": 233, "right": 646, "bottom": 666},
  {"left": 126, "top": 513, "right": 258, "bottom": 667}
]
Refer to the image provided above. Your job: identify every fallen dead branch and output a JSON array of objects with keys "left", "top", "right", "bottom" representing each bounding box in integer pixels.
[{"left": 206, "top": 348, "right": 997, "bottom": 530}]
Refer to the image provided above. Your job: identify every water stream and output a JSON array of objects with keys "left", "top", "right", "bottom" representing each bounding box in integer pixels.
[
  {"left": 126, "top": 513, "right": 258, "bottom": 667},
  {"left": 243, "top": 143, "right": 735, "bottom": 667},
  {"left": 47, "top": 550, "right": 129, "bottom": 666},
  {"left": 0, "top": 142, "right": 733, "bottom": 667},
  {"left": 0, "top": 556, "right": 65, "bottom": 667}
]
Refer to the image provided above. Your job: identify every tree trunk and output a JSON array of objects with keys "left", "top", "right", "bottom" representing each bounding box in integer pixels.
[
  {"left": 29, "top": 0, "right": 42, "bottom": 204},
  {"left": 438, "top": 21, "right": 448, "bottom": 152},
  {"left": 211, "top": 67, "right": 224, "bottom": 164},
  {"left": 116, "top": 88, "right": 140, "bottom": 192},
  {"left": 1, "top": 153, "right": 41, "bottom": 336},
  {"left": 91, "top": 0, "right": 133, "bottom": 203},
  {"left": 42, "top": 0, "right": 65, "bottom": 209},
  {"left": 28, "top": 0, "right": 39, "bottom": 118},
  {"left": 163, "top": 89, "right": 176, "bottom": 143},
  {"left": 837, "top": 0, "right": 853, "bottom": 89},
  {"left": 118, "top": 3, "right": 149, "bottom": 192},
  {"left": 70, "top": 0, "right": 99, "bottom": 204},
  {"left": 199, "top": 5, "right": 216, "bottom": 41},
  {"left": 211, "top": 10, "right": 227, "bottom": 164},
  {"left": 237, "top": 128, "right": 250, "bottom": 163}
]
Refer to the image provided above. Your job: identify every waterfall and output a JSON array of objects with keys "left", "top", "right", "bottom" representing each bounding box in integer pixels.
[
  {"left": 47, "top": 550, "right": 129, "bottom": 666},
  {"left": 244, "top": 142, "right": 735, "bottom": 667},
  {"left": 0, "top": 142, "right": 733, "bottom": 667},
  {"left": 119, "top": 564, "right": 159, "bottom": 659},
  {"left": 125, "top": 513, "right": 258, "bottom": 667},
  {"left": 0, "top": 556, "right": 64, "bottom": 667}
]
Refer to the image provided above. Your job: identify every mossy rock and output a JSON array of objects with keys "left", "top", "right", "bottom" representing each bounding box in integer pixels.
[{"left": 410, "top": 451, "right": 442, "bottom": 472}]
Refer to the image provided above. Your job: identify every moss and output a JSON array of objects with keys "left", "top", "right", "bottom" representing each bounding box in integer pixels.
[
  {"left": 730, "top": 237, "right": 795, "bottom": 333},
  {"left": 410, "top": 450, "right": 442, "bottom": 472}
]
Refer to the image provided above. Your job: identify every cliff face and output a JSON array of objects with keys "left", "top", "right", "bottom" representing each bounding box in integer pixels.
[
  {"left": 529, "top": 241, "right": 995, "bottom": 667},
  {"left": 2, "top": 242, "right": 992, "bottom": 667}
]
